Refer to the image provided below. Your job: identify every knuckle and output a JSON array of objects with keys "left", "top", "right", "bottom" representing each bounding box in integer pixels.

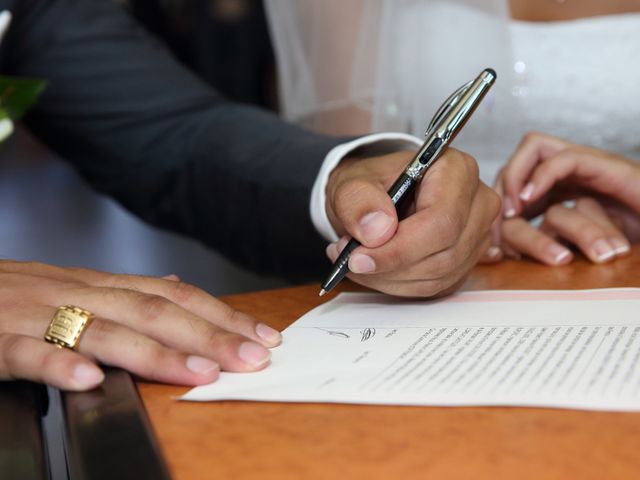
[
  {"left": 437, "top": 213, "right": 464, "bottom": 249},
  {"left": 414, "top": 279, "right": 448, "bottom": 298},
  {"left": 168, "top": 281, "right": 198, "bottom": 305},
  {"left": 460, "top": 151, "right": 480, "bottom": 177},
  {"left": 545, "top": 203, "right": 566, "bottom": 220},
  {"left": 0, "top": 260, "right": 15, "bottom": 271},
  {"left": 575, "top": 196, "right": 599, "bottom": 211},
  {"left": 555, "top": 148, "right": 578, "bottom": 164},
  {"left": 26, "top": 260, "right": 46, "bottom": 270},
  {"left": 101, "top": 273, "right": 138, "bottom": 292},
  {"left": 500, "top": 217, "right": 519, "bottom": 236},
  {"left": 1, "top": 334, "right": 24, "bottom": 374},
  {"left": 204, "top": 327, "right": 233, "bottom": 353},
  {"left": 224, "top": 307, "right": 256, "bottom": 329},
  {"left": 138, "top": 294, "right": 172, "bottom": 322},
  {"left": 487, "top": 188, "right": 502, "bottom": 219},
  {"left": 522, "top": 131, "right": 542, "bottom": 144},
  {"left": 100, "top": 273, "right": 123, "bottom": 288},
  {"left": 144, "top": 345, "right": 169, "bottom": 372},
  {"left": 429, "top": 249, "right": 461, "bottom": 279},
  {"left": 122, "top": 343, "right": 170, "bottom": 382},
  {"left": 87, "top": 319, "right": 118, "bottom": 340},
  {"left": 204, "top": 328, "right": 220, "bottom": 351},
  {"left": 67, "top": 266, "right": 95, "bottom": 279},
  {"left": 379, "top": 243, "right": 405, "bottom": 271}
]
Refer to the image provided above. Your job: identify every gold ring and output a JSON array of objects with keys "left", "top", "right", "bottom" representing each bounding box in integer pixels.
[{"left": 44, "top": 305, "right": 94, "bottom": 350}]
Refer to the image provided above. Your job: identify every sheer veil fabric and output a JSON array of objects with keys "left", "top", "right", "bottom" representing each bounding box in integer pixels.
[
  {"left": 264, "top": 0, "right": 523, "bottom": 182},
  {"left": 265, "top": 0, "right": 640, "bottom": 184}
]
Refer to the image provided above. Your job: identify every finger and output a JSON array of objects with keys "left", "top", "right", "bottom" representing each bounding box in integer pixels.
[
  {"left": 326, "top": 236, "right": 349, "bottom": 263},
  {"left": 501, "top": 132, "right": 568, "bottom": 218},
  {"left": 326, "top": 242, "right": 338, "bottom": 262},
  {"left": 47, "top": 287, "right": 272, "bottom": 372},
  {"left": 90, "top": 274, "right": 282, "bottom": 347},
  {"left": 8, "top": 304, "right": 223, "bottom": 385},
  {"left": 543, "top": 200, "right": 628, "bottom": 263},
  {"left": 1, "top": 262, "right": 282, "bottom": 347},
  {"left": 515, "top": 150, "right": 640, "bottom": 212},
  {"left": 575, "top": 198, "right": 630, "bottom": 257},
  {"left": 0, "top": 333, "right": 104, "bottom": 391},
  {"left": 78, "top": 317, "right": 222, "bottom": 384},
  {"left": 484, "top": 170, "right": 506, "bottom": 262},
  {"left": 351, "top": 177, "right": 496, "bottom": 276},
  {"left": 501, "top": 217, "right": 573, "bottom": 266},
  {"left": 0, "top": 260, "right": 82, "bottom": 283},
  {"left": 330, "top": 175, "right": 398, "bottom": 248},
  {"left": 479, "top": 245, "right": 503, "bottom": 264},
  {"left": 345, "top": 150, "right": 480, "bottom": 275},
  {"left": 345, "top": 182, "right": 497, "bottom": 293},
  {"left": 347, "top": 229, "right": 492, "bottom": 297}
]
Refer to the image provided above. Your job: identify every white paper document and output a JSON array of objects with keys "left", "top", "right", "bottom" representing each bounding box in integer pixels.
[{"left": 183, "top": 289, "right": 640, "bottom": 411}]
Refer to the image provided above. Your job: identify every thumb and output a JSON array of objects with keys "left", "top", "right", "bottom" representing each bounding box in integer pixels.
[{"left": 330, "top": 178, "right": 398, "bottom": 248}]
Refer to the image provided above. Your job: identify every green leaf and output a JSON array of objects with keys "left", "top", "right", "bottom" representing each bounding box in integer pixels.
[{"left": 0, "top": 76, "right": 47, "bottom": 120}]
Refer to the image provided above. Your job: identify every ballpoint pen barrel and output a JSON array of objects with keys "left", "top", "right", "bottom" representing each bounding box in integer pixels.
[
  {"left": 320, "top": 238, "right": 360, "bottom": 293},
  {"left": 388, "top": 173, "right": 416, "bottom": 206}
]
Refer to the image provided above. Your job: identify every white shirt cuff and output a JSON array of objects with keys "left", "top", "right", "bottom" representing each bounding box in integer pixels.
[{"left": 310, "top": 133, "right": 423, "bottom": 243}]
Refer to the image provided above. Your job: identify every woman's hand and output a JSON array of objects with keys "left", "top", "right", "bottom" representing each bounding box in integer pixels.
[
  {"left": 324, "top": 149, "right": 501, "bottom": 297},
  {"left": 493, "top": 132, "right": 640, "bottom": 265},
  {"left": 0, "top": 261, "right": 282, "bottom": 391}
]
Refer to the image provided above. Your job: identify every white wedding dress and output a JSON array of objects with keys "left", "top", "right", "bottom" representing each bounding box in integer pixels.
[{"left": 266, "top": 0, "right": 640, "bottom": 184}]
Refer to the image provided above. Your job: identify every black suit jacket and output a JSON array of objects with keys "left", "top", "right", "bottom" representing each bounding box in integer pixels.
[{"left": 0, "top": 0, "right": 344, "bottom": 280}]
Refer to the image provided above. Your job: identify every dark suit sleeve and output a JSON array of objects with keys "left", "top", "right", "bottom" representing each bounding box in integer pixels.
[{"left": 2, "top": 0, "right": 344, "bottom": 280}]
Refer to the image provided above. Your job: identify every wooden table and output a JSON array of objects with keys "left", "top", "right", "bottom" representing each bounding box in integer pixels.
[{"left": 139, "top": 248, "right": 640, "bottom": 480}]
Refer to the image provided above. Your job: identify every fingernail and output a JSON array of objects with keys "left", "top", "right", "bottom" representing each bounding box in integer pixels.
[
  {"left": 325, "top": 242, "right": 338, "bottom": 260},
  {"left": 358, "top": 211, "right": 394, "bottom": 243},
  {"left": 487, "top": 246, "right": 502, "bottom": 259},
  {"left": 609, "top": 237, "right": 630, "bottom": 256},
  {"left": 503, "top": 197, "right": 516, "bottom": 218},
  {"left": 72, "top": 364, "right": 105, "bottom": 388},
  {"left": 349, "top": 253, "right": 376, "bottom": 273},
  {"left": 256, "top": 323, "right": 282, "bottom": 344},
  {"left": 238, "top": 342, "right": 271, "bottom": 367},
  {"left": 549, "top": 244, "right": 572, "bottom": 265},
  {"left": 162, "top": 274, "right": 180, "bottom": 282},
  {"left": 337, "top": 236, "right": 349, "bottom": 253},
  {"left": 520, "top": 183, "right": 535, "bottom": 202},
  {"left": 590, "top": 239, "right": 615, "bottom": 263},
  {"left": 186, "top": 355, "right": 219, "bottom": 374}
]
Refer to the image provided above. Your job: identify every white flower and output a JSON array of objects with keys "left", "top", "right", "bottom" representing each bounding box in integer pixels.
[{"left": 0, "top": 117, "right": 14, "bottom": 142}]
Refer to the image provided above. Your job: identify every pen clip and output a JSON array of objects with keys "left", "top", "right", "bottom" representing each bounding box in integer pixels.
[{"left": 425, "top": 80, "right": 473, "bottom": 137}]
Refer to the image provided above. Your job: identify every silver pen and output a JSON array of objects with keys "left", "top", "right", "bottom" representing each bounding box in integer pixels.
[{"left": 319, "top": 68, "right": 497, "bottom": 296}]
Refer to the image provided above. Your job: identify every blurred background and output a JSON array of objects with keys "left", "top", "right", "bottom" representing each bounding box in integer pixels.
[{"left": 0, "top": 0, "right": 287, "bottom": 296}]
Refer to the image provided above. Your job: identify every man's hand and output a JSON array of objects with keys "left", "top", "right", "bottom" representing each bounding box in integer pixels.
[
  {"left": 324, "top": 149, "right": 501, "bottom": 297},
  {"left": 0, "top": 261, "right": 281, "bottom": 390}
]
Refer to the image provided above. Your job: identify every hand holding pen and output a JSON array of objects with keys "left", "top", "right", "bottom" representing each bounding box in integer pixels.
[{"left": 321, "top": 69, "right": 500, "bottom": 297}]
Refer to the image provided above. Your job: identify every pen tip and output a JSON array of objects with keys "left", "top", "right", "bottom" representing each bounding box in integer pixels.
[{"left": 319, "top": 289, "right": 327, "bottom": 297}]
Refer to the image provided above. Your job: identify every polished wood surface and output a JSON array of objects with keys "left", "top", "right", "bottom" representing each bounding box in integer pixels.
[{"left": 139, "top": 248, "right": 640, "bottom": 480}]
